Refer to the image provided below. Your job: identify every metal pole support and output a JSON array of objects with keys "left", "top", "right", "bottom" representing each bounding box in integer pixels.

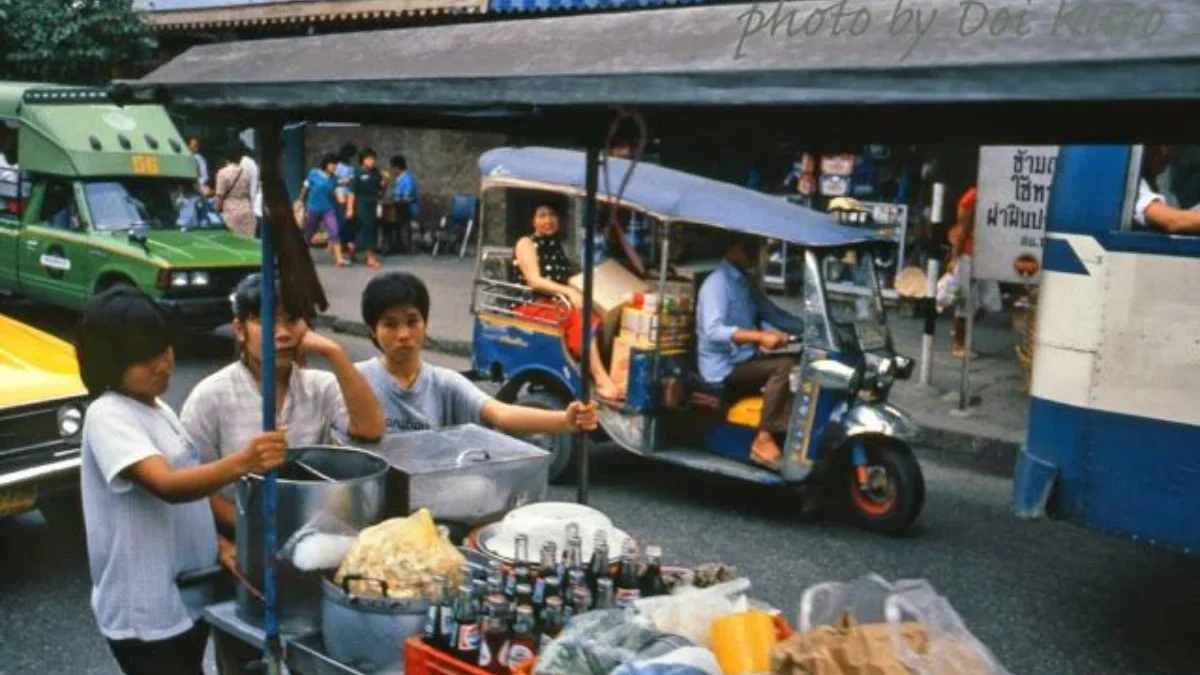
[
  {"left": 918, "top": 259, "right": 939, "bottom": 387},
  {"left": 957, "top": 255, "right": 974, "bottom": 413}
]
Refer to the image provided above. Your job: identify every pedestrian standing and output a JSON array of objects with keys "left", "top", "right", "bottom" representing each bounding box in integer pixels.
[
  {"left": 75, "top": 286, "right": 286, "bottom": 675},
  {"left": 347, "top": 147, "right": 384, "bottom": 268},
  {"left": 214, "top": 145, "right": 256, "bottom": 239},
  {"left": 391, "top": 154, "right": 420, "bottom": 254},
  {"left": 334, "top": 143, "right": 358, "bottom": 262},
  {"left": 237, "top": 143, "right": 263, "bottom": 239},
  {"left": 296, "top": 153, "right": 346, "bottom": 266},
  {"left": 188, "top": 137, "right": 211, "bottom": 197}
]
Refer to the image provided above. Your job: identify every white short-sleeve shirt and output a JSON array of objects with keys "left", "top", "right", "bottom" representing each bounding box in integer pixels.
[
  {"left": 80, "top": 392, "right": 217, "bottom": 641},
  {"left": 180, "top": 362, "right": 349, "bottom": 502}
]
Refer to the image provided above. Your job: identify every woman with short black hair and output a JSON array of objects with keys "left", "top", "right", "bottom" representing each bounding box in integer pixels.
[{"left": 76, "top": 286, "right": 287, "bottom": 675}]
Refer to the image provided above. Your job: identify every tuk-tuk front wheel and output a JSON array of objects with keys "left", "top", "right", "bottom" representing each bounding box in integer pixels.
[
  {"left": 841, "top": 439, "right": 925, "bottom": 535},
  {"left": 515, "top": 390, "right": 576, "bottom": 484}
]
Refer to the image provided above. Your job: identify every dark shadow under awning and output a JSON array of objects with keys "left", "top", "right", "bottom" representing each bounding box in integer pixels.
[{"left": 133, "top": 0, "right": 1200, "bottom": 142}]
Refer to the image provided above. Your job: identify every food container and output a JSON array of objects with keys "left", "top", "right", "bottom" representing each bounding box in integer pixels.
[
  {"left": 235, "top": 446, "right": 389, "bottom": 634},
  {"left": 321, "top": 574, "right": 428, "bottom": 673},
  {"left": 372, "top": 424, "right": 551, "bottom": 530}
]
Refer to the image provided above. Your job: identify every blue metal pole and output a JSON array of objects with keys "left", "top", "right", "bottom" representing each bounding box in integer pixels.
[{"left": 260, "top": 185, "right": 282, "bottom": 671}]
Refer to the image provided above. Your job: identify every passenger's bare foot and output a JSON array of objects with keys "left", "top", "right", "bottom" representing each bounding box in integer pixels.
[
  {"left": 750, "top": 433, "right": 782, "bottom": 471},
  {"left": 596, "top": 381, "right": 624, "bottom": 402}
]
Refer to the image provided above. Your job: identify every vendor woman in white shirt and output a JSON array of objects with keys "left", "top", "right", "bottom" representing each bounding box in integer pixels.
[
  {"left": 1135, "top": 145, "right": 1200, "bottom": 235},
  {"left": 76, "top": 286, "right": 287, "bottom": 675},
  {"left": 179, "top": 273, "right": 385, "bottom": 546}
]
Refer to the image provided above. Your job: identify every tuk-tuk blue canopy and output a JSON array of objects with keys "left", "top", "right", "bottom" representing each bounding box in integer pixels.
[{"left": 481, "top": 146, "right": 887, "bottom": 247}]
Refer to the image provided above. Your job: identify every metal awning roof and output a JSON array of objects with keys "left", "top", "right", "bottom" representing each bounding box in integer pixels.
[
  {"left": 133, "top": 0, "right": 1200, "bottom": 141},
  {"left": 488, "top": 0, "right": 699, "bottom": 14},
  {"left": 140, "top": 0, "right": 486, "bottom": 31}
]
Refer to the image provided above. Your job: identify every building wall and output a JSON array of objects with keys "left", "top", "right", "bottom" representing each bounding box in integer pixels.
[{"left": 304, "top": 125, "right": 507, "bottom": 229}]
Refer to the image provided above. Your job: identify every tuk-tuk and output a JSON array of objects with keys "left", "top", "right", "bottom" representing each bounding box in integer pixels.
[{"left": 468, "top": 146, "right": 923, "bottom": 534}]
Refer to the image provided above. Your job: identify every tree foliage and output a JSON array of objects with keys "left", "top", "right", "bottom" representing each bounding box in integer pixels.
[{"left": 0, "top": 0, "right": 159, "bottom": 84}]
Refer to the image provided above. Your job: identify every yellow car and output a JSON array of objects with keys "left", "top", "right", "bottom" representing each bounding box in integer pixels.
[{"left": 0, "top": 313, "right": 88, "bottom": 524}]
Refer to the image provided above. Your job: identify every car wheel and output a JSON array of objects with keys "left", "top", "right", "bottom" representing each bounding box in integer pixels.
[{"left": 514, "top": 389, "right": 576, "bottom": 484}]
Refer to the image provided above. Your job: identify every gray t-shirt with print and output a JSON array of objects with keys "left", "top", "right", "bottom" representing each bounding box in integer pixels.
[
  {"left": 356, "top": 358, "right": 490, "bottom": 435},
  {"left": 80, "top": 392, "right": 217, "bottom": 641}
]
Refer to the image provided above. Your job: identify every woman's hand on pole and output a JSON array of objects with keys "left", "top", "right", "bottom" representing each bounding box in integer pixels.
[
  {"left": 237, "top": 428, "right": 289, "bottom": 475},
  {"left": 564, "top": 401, "right": 598, "bottom": 431}
]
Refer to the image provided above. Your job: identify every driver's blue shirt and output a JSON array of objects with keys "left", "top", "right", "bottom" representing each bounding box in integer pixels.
[{"left": 696, "top": 259, "right": 805, "bottom": 383}]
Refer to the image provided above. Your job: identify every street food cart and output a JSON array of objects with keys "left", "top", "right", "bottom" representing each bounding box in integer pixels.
[{"left": 121, "top": 0, "right": 1198, "bottom": 670}]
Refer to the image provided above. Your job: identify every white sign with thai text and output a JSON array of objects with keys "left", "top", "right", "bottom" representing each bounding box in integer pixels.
[{"left": 973, "top": 146, "right": 1058, "bottom": 284}]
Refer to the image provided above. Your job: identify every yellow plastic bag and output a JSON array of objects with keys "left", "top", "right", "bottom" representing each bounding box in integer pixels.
[{"left": 334, "top": 509, "right": 466, "bottom": 600}]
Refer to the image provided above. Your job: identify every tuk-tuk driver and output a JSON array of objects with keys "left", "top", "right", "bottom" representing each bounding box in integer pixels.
[
  {"left": 1136, "top": 145, "right": 1200, "bottom": 235},
  {"left": 697, "top": 233, "right": 804, "bottom": 471}
]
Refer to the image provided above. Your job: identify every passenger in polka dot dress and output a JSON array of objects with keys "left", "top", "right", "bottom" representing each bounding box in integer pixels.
[{"left": 514, "top": 204, "right": 625, "bottom": 401}]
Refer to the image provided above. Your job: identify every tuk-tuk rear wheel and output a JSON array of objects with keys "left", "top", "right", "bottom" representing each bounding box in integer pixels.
[
  {"left": 841, "top": 439, "right": 925, "bottom": 535},
  {"left": 515, "top": 390, "right": 576, "bottom": 484}
]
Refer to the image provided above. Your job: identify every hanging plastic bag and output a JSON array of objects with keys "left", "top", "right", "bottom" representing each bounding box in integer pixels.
[
  {"left": 278, "top": 510, "right": 362, "bottom": 573},
  {"left": 634, "top": 578, "right": 752, "bottom": 649}
]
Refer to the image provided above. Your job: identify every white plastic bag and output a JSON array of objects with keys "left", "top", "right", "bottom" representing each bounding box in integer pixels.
[
  {"left": 798, "top": 574, "right": 1012, "bottom": 675},
  {"left": 634, "top": 578, "right": 752, "bottom": 649}
]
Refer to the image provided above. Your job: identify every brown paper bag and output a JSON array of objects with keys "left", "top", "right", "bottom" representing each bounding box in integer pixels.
[{"left": 770, "top": 612, "right": 928, "bottom": 675}]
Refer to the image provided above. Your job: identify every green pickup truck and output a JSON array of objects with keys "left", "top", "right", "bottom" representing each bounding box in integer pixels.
[{"left": 0, "top": 83, "right": 260, "bottom": 329}]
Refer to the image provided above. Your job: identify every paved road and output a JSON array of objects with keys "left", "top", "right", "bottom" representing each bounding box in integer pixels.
[{"left": 1, "top": 304, "right": 1197, "bottom": 675}]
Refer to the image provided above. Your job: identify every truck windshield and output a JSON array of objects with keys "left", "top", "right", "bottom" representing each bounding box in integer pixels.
[{"left": 83, "top": 178, "right": 225, "bottom": 231}]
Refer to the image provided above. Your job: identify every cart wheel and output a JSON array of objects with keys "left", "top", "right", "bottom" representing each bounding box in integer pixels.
[
  {"left": 842, "top": 439, "right": 925, "bottom": 535},
  {"left": 515, "top": 390, "right": 575, "bottom": 484}
]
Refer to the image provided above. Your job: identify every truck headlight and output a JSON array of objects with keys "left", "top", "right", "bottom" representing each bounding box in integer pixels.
[
  {"left": 171, "top": 271, "right": 190, "bottom": 287},
  {"left": 57, "top": 403, "right": 84, "bottom": 439},
  {"left": 190, "top": 271, "right": 210, "bottom": 286}
]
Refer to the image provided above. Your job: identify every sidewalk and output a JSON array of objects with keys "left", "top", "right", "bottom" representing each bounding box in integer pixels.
[{"left": 312, "top": 254, "right": 1027, "bottom": 475}]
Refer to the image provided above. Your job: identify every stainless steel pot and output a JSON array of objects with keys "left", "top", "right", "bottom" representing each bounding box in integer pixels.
[
  {"left": 235, "top": 446, "right": 389, "bottom": 634},
  {"left": 321, "top": 575, "right": 428, "bottom": 674}
]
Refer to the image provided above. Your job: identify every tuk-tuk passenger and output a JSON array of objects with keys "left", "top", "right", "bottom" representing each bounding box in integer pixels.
[
  {"left": 513, "top": 203, "right": 625, "bottom": 401},
  {"left": 696, "top": 234, "right": 803, "bottom": 471},
  {"left": 358, "top": 271, "right": 598, "bottom": 435},
  {"left": 75, "top": 286, "right": 287, "bottom": 675}
]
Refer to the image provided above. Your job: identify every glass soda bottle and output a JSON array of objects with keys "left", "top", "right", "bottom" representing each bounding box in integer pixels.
[
  {"left": 478, "top": 595, "right": 511, "bottom": 675},
  {"left": 453, "top": 584, "right": 481, "bottom": 663},
  {"left": 438, "top": 577, "right": 459, "bottom": 654},
  {"left": 614, "top": 540, "right": 641, "bottom": 609},
  {"left": 533, "top": 542, "right": 556, "bottom": 605},
  {"left": 424, "top": 574, "right": 447, "bottom": 649},
  {"left": 539, "top": 597, "right": 566, "bottom": 651},
  {"left": 506, "top": 605, "right": 539, "bottom": 668},
  {"left": 594, "top": 577, "right": 616, "bottom": 609},
  {"left": 507, "top": 534, "right": 528, "bottom": 596},
  {"left": 586, "top": 531, "right": 610, "bottom": 596},
  {"left": 639, "top": 545, "right": 667, "bottom": 597}
]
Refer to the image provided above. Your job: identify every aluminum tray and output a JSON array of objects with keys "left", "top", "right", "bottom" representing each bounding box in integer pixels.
[{"left": 363, "top": 424, "right": 552, "bottom": 528}]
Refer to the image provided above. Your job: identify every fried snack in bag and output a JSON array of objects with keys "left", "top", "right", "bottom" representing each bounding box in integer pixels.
[{"left": 334, "top": 508, "right": 465, "bottom": 600}]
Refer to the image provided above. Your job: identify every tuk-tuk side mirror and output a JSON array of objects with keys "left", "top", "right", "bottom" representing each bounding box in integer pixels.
[{"left": 803, "top": 359, "right": 861, "bottom": 392}]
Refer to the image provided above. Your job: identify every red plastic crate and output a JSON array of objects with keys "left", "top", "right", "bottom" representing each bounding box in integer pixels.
[{"left": 405, "top": 636, "right": 495, "bottom": 675}]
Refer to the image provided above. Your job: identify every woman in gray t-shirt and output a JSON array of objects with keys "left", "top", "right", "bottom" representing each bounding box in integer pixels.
[{"left": 76, "top": 286, "right": 286, "bottom": 675}]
